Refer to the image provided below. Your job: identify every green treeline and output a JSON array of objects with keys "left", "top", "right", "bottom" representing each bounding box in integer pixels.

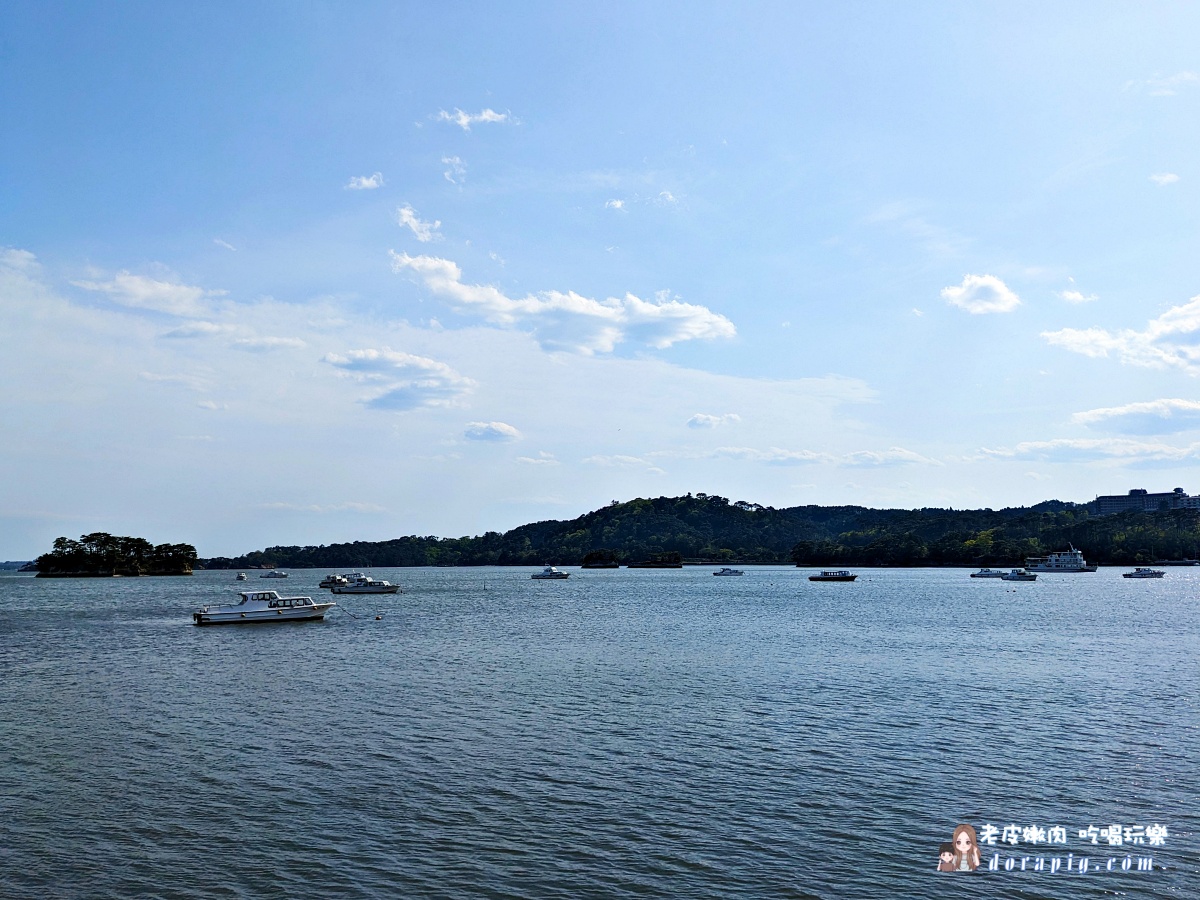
[
  {"left": 199, "top": 493, "right": 1200, "bottom": 569},
  {"left": 36, "top": 533, "right": 197, "bottom": 577}
]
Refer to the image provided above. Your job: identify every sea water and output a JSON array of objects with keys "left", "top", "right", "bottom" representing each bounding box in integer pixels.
[{"left": 1, "top": 567, "right": 1196, "bottom": 898}]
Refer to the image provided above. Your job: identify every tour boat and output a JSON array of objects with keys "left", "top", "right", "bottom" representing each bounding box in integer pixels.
[
  {"left": 808, "top": 570, "right": 856, "bottom": 582},
  {"left": 970, "top": 568, "right": 1006, "bottom": 578},
  {"left": 713, "top": 567, "right": 745, "bottom": 576},
  {"left": 1024, "top": 545, "right": 1097, "bottom": 573},
  {"left": 193, "top": 590, "right": 334, "bottom": 625},
  {"left": 319, "top": 573, "right": 351, "bottom": 588},
  {"left": 330, "top": 575, "right": 401, "bottom": 594},
  {"left": 1123, "top": 567, "right": 1165, "bottom": 579},
  {"left": 259, "top": 570, "right": 289, "bottom": 578},
  {"left": 531, "top": 566, "right": 570, "bottom": 580},
  {"left": 1000, "top": 568, "right": 1037, "bottom": 581}
]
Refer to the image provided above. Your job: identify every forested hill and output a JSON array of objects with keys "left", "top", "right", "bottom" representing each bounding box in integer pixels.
[{"left": 199, "top": 493, "right": 1200, "bottom": 569}]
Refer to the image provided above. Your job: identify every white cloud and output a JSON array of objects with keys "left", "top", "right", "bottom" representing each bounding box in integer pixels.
[
  {"left": 232, "top": 336, "right": 307, "bottom": 351},
  {"left": 1042, "top": 294, "right": 1200, "bottom": 373},
  {"left": 604, "top": 199, "right": 625, "bottom": 210},
  {"left": 390, "top": 252, "right": 736, "bottom": 354},
  {"left": 582, "top": 454, "right": 665, "bottom": 474},
  {"left": 436, "top": 108, "right": 510, "bottom": 131},
  {"left": 1138, "top": 71, "right": 1200, "bottom": 96},
  {"left": 161, "top": 321, "right": 233, "bottom": 339},
  {"left": 841, "top": 447, "right": 942, "bottom": 467},
  {"left": 687, "top": 413, "right": 740, "bottom": 429},
  {"left": 1059, "top": 289, "right": 1098, "bottom": 304},
  {"left": 464, "top": 421, "right": 521, "bottom": 442},
  {"left": 1150, "top": 173, "right": 1180, "bottom": 186},
  {"left": 346, "top": 172, "right": 384, "bottom": 190},
  {"left": 517, "top": 452, "right": 559, "bottom": 465},
  {"left": 712, "top": 446, "right": 831, "bottom": 465},
  {"left": 323, "top": 347, "right": 475, "bottom": 410},
  {"left": 941, "top": 274, "right": 1021, "bottom": 314},
  {"left": 213, "top": 238, "right": 237, "bottom": 252},
  {"left": 396, "top": 205, "right": 442, "bottom": 242},
  {"left": 656, "top": 191, "right": 677, "bottom": 205},
  {"left": 72, "top": 271, "right": 226, "bottom": 318},
  {"left": 442, "top": 156, "right": 466, "bottom": 184},
  {"left": 1072, "top": 399, "right": 1200, "bottom": 434},
  {"left": 139, "top": 371, "right": 210, "bottom": 392},
  {"left": 982, "top": 437, "right": 1200, "bottom": 464}
]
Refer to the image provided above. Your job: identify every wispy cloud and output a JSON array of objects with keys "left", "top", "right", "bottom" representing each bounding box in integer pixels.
[
  {"left": 1150, "top": 172, "right": 1180, "bottom": 186},
  {"left": 1059, "top": 289, "right": 1098, "bottom": 304},
  {"left": 517, "top": 451, "right": 558, "bottom": 465},
  {"left": 232, "top": 336, "right": 307, "bottom": 351},
  {"left": 982, "top": 437, "right": 1200, "bottom": 464},
  {"left": 1072, "top": 399, "right": 1200, "bottom": 434},
  {"left": 604, "top": 199, "right": 625, "bottom": 210},
  {"left": 72, "top": 271, "right": 226, "bottom": 318},
  {"left": 941, "top": 274, "right": 1021, "bottom": 314},
  {"left": 436, "top": 108, "right": 510, "bottom": 131},
  {"left": 442, "top": 156, "right": 466, "bottom": 184},
  {"left": 390, "top": 252, "right": 735, "bottom": 354},
  {"left": 160, "top": 321, "right": 234, "bottom": 339},
  {"left": 260, "top": 501, "right": 387, "bottom": 513},
  {"left": 138, "top": 371, "right": 210, "bottom": 392},
  {"left": 1132, "top": 71, "right": 1200, "bottom": 96},
  {"left": 396, "top": 204, "right": 442, "bottom": 242},
  {"left": 868, "top": 202, "right": 969, "bottom": 258},
  {"left": 582, "top": 454, "right": 665, "bottom": 474},
  {"left": 1042, "top": 294, "right": 1200, "bottom": 373},
  {"left": 213, "top": 238, "right": 237, "bottom": 252},
  {"left": 687, "top": 413, "right": 740, "bottom": 429},
  {"left": 464, "top": 421, "right": 521, "bottom": 442},
  {"left": 323, "top": 347, "right": 474, "bottom": 410},
  {"left": 708, "top": 445, "right": 941, "bottom": 467},
  {"left": 346, "top": 172, "right": 384, "bottom": 190}
]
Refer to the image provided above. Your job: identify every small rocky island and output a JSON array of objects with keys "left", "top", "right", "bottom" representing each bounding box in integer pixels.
[{"left": 34, "top": 533, "right": 197, "bottom": 577}]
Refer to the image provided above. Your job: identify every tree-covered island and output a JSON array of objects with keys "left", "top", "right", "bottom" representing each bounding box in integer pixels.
[
  {"left": 199, "top": 493, "right": 1200, "bottom": 569},
  {"left": 34, "top": 533, "right": 197, "bottom": 577}
]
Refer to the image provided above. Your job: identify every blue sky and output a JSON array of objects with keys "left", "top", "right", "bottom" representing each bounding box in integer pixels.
[{"left": 3, "top": 2, "right": 1200, "bottom": 558}]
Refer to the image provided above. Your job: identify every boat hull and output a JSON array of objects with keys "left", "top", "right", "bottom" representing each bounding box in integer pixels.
[
  {"left": 330, "top": 584, "right": 400, "bottom": 593},
  {"left": 808, "top": 575, "right": 856, "bottom": 582},
  {"left": 193, "top": 605, "right": 334, "bottom": 625}
]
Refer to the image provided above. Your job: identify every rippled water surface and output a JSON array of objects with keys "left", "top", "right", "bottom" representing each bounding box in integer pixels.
[{"left": 2, "top": 567, "right": 1196, "bottom": 898}]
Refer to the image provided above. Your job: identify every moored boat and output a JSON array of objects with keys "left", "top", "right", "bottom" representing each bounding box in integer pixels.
[
  {"left": 1001, "top": 568, "right": 1037, "bottom": 581},
  {"left": 809, "top": 570, "right": 856, "bottom": 582},
  {"left": 713, "top": 567, "right": 744, "bottom": 576},
  {"left": 235, "top": 572, "right": 247, "bottom": 581},
  {"left": 319, "top": 573, "right": 350, "bottom": 588},
  {"left": 193, "top": 590, "right": 334, "bottom": 625},
  {"left": 259, "top": 570, "right": 289, "bottom": 578},
  {"left": 1024, "top": 545, "right": 1096, "bottom": 573},
  {"left": 1123, "top": 567, "right": 1165, "bottom": 579},
  {"left": 531, "top": 566, "right": 570, "bottom": 580},
  {"left": 970, "top": 568, "right": 1006, "bottom": 578},
  {"left": 330, "top": 575, "right": 401, "bottom": 594}
]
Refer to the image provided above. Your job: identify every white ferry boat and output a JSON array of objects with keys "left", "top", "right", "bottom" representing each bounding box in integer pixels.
[
  {"left": 969, "top": 568, "right": 1006, "bottom": 578},
  {"left": 330, "top": 575, "right": 401, "bottom": 594},
  {"left": 193, "top": 590, "right": 334, "bottom": 625},
  {"left": 1122, "top": 567, "right": 1165, "bottom": 579},
  {"left": 808, "top": 570, "right": 856, "bottom": 582},
  {"left": 259, "top": 570, "right": 289, "bottom": 579},
  {"left": 319, "top": 573, "right": 350, "bottom": 588},
  {"left": 1024, "top": 545, "right": 1097, "bottom": 573},
  {"left": 531, "top": 566, "right": 570, "bottom": 580},
  {"left": 1000, "top": 568, "right": 1037, "bottom": 582}
]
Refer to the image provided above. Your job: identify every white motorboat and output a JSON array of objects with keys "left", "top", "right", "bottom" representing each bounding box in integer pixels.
[
  {"left": 330, "top": 575, "right": 401, "bottom": 594},
  {"left": 970, "top": 568, "right": 1006, "bottom": 578},
  {"left": 531, "top": 566, "right": 570, "bottom": 580},
  {"left": 1123, "top": 567, "right": 1165, "bottom": 579},
  {"left": 319, "top": 573, "right": 350, "bottom": 588},
  {"left": 193, "top": 590, "right": 334, "bottom": 625},
  {"left": 713, "top": 567, "right": 744, "bottom": 576},
  {"left": 1024, "top": 545, "right": 1097, "bottom": 573},
  {"left": 235, "top": 572, "right": 247, "bottom": 581},
  {"left": 259, "top": 570, "right": 289, "bottom": 578},
  {"left": 809, "top": 570, "right": 856, "bottom": 582},
  {"left": 1001, "top": 568, "right": 1037, "bottom": 581}
]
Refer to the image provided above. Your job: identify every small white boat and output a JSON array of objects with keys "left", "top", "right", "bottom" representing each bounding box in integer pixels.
[
  {"left": 318, "top": 573, "right": 350, "bottom": 588},
  {"left": 330, "top": 575, "right": 401, "bottom": 594},
  {"left": 713, "top": 567, "right": 744, "bottom": 576},
  {"left": 809, "top": 570, "right": 856, "bottom": 582},
  {"left": 1123, "top": 567, "right": 1165, "bottom": 579},
  {"left": 531, "top": 566, "right": 570, "bottom": 580},
  {"left": 235, "top": 572, "right": 247, "bottom": 581},
  {"left": 1025, "top": 545, "right": 1096, "bottom": 573},
  {"left": 259, "top": 570, "right": 289, "bottom": 579},
  {"left": 1001, "top": 568, "right": 1037, "bottom": 581},
  {"left": 193, "top": 590, "right": 334, "bottom": 625},
  {"left": 970, "top": 568, "right": 1006, "bottom": 578}
]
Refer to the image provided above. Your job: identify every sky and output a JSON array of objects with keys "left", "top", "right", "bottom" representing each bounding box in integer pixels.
[{"left": 3, "top": 1, "right": 1200, "bottom": 558}]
